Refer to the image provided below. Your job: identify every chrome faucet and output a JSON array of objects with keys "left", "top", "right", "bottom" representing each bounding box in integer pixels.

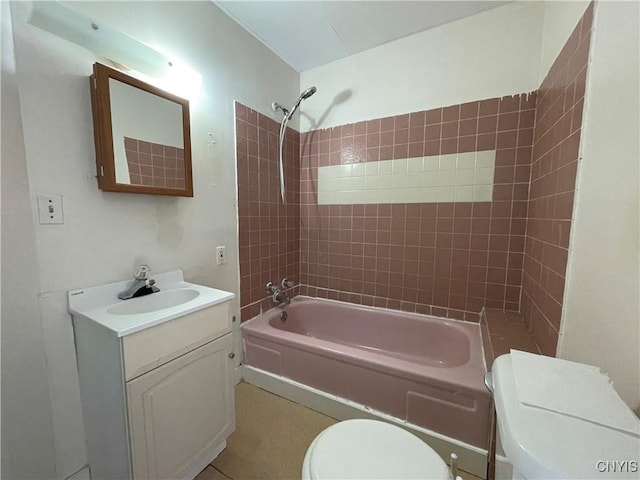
[
  {"left": 266, "top": 281, "right": 290, "bottom": 305},
  {"left": 118, "top": 265, "right": 160, "bottom": 300}
]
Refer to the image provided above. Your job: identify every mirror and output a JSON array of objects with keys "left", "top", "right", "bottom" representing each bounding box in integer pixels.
[{"left": 90, "top": 63, "right": 193, "bottom": 196}]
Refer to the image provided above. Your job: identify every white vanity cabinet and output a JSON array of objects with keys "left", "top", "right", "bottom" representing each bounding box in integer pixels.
[
  {"left": 127, "top": 332, "right": 233, "bottom": 479},
  {"left": 70, "top": 272, "right": 235, "bottom": 480}
]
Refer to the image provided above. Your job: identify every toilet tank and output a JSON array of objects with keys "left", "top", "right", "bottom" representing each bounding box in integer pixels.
[{"left": 491, "top": 353, "right": 640, "bottom": 480}]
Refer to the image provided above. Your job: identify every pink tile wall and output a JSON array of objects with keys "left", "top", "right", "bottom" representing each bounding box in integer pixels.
[
  {"left": 299, "top": 94, "right": 537, "bottom": 321},
  {"left": 236, "top": 3, "right": 591, "bottom": 329},
  {"left": 124, "top": 137, "right": 186, "bottom": 188},
  {"left": 236, "top": 102, "right": 301, "bottom": 321},
  {"left": 522, "top": 4, "right": 593, "bottom": 355}
]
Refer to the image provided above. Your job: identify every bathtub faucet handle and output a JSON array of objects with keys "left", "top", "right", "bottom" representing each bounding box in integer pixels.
[
  {"left": 266, "top": 282, "right": 289, "bottom": 305},
  {"left": 281, "top": 278, "right": 295, "bottom": 289},
  {"left": 266, "top": 282, "right": 278, "bottom": 295}
]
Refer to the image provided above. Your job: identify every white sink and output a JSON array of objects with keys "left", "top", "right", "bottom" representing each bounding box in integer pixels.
[
  {"left": 107, "top": 288, "right": 200, "bottom": 315},
  {"left": 68, "top": 270, "right": 235, "bottom": 337}
]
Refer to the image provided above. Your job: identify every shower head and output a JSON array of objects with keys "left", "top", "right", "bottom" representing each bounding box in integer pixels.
[
  {"left": 286, "top": 86, "right": 317, "bottom": 120},
  {"left": 300, "top": 86, "right": 317, "bottom": 100},
  {"left": 273, "top": 86, "right": 317, "bottom": 120}
]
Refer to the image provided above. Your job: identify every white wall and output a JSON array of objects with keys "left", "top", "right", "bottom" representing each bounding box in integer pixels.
[
  {"left": 299, "top": 1, "right": 545, "bottom": 131},
  {"left": 558, "top": 1, "right": 640, "bottom": 412},
  {"left": 538, "top": 1, "right": 590, "bottom": 84},
  {"left": 1, "top": 2, "right": 58, "bottom": 477},
  {"left": 8, "top": 1, "right": 298, "bottom": 477}
]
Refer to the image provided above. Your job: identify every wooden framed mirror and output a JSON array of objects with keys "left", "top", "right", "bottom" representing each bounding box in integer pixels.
[{"left": 90, "top": 63, "right": 193, "bottom": 196}]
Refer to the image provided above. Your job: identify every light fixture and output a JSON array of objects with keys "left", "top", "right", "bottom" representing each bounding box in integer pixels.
[{"left": 28, "top": 1, "right": 173, "bottom": 79}]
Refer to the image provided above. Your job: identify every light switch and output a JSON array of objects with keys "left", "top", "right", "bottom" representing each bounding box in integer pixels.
[{"left": 37, "top": 194, "right": 64, "bottom": 224}]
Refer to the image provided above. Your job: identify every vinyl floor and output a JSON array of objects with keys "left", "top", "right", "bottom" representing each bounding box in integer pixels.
[{"left": 196, "top": 381, "right": 482, "bottom": 480}]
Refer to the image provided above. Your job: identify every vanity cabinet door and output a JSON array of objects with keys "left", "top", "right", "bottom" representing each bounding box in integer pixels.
[{"left": 126, "top": 334, "right": 234, "bottom": 479}]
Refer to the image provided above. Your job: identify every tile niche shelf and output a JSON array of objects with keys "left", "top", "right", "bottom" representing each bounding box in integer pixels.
[{"left": 480, "top": 308, "right": 540, "bottom": 370}]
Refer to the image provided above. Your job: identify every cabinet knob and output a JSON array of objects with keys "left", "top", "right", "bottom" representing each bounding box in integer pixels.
[{"left": 229, "top": 352, "right": 235, "bottom": 359}]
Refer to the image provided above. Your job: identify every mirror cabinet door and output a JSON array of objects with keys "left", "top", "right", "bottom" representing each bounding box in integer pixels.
[{"left": 90, "top": 63, "right": 193, "bottom": 196}]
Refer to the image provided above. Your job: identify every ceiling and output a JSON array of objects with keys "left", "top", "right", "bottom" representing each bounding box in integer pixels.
[{"left": 215, "top": 1, "right": 509, "bottom": 72}]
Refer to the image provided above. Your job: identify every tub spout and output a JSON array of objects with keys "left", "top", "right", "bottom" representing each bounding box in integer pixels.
[
  {"left": 266, "top": 281, "right": 290, "bottom": 305},
  {"left": 273, "top": 291, "right": 290, "bottom": 305}
]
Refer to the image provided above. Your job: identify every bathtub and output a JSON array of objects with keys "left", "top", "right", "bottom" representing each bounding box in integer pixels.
[{"left": 241, "top": 296, "right": 491, "bottom": 449}]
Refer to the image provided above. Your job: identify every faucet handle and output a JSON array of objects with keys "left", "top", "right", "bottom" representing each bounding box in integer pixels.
[
  {"left": 134, "top": 265, "right": 152, "bottom": 281},
  {"left": 281, "top": 278, "right": 295, "bottom": 289},
  {"left": 266, "top": 282, "right": 278, "bottom": 295}
]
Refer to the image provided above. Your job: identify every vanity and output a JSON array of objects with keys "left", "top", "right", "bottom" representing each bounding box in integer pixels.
[{"left": 69, "top": 270, "right": 235, "bottom": 479}]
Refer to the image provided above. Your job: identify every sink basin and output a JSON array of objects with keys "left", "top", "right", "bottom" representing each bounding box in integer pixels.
[
  {"left": 107, "top": 288, "right": 200, "bottom": 315},
  {"left": 68, "top": 270, "right": 235, "bottom": 337}
]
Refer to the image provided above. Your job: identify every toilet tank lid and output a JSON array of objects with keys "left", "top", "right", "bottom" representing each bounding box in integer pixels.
[
  {"left": 308, "top": 419, "right": 450, "bottom": 480},
  {"left": 492, "top": 354, "right": 640, "bottom": 480}
]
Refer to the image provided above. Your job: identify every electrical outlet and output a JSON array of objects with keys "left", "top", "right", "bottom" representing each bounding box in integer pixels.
[
  {"left": 37, "top": 194, "right": 64, "bottom": 224},
  {"left": 216, "top": 246, "right": 226, "bottom": 265}
]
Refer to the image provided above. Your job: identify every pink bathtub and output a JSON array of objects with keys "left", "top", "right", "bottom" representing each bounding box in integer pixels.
[{"left": 242, "top": 296, "right": 491, "bottom": 449}]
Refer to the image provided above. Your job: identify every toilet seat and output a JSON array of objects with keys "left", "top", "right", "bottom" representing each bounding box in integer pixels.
[{"left": 302, "top": 419, "right": 451, "bottom": 479}]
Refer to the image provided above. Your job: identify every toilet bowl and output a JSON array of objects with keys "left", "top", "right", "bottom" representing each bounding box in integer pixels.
[{"left": 302, "top": 419, "right": 452, "bottom": 479}]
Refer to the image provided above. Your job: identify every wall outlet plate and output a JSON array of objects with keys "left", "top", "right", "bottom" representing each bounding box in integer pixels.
[{"left": 216, "top": 246, "right": 226, "bottom": 265}]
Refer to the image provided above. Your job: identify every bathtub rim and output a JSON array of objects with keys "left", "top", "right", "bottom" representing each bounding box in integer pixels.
[
  {"left": 267, "top": 297, "right": 478, "bottom": 368},
  {"left": 250, "top": 294, "right": 484, "bottom": 327}
]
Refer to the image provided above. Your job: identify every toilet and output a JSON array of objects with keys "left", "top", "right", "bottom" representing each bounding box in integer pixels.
[
  {"left": 302, "top": 419, "right": 453, "bottom": 479},
  {"left": 490, "top": 352, "right": 640, "bottom": 479}
]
